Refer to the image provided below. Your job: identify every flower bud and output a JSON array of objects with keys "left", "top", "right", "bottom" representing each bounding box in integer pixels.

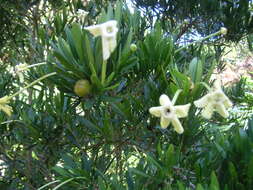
[
  {"left": 220, "top": 27, "right": 228, "bottom": 35},
  {"left": 74, "top": 79, "right": 91, "bottom": 97},
  {"left": 130, "top": 43, "right": 137, "bottom": 52}
]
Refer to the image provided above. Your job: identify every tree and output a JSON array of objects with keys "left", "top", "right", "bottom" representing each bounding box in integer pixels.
[{"left": 132, "top": 0, "right": 253, "bottom": 42}]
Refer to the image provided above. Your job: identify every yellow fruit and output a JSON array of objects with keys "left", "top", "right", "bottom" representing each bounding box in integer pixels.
[
  {"left": 74, "top": 79, "right": 91, "bottom": 97},
  {"left": 130, "top": 44, "right": 137, "bottom": 52}
]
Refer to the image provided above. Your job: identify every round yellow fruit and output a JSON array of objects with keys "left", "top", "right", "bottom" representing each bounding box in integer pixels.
[
  {"left": 130, "top": 43, "right": 137, "bottom": 52},
  {"left": 74, "top": 79, "right": 91, "bottom": 97}
]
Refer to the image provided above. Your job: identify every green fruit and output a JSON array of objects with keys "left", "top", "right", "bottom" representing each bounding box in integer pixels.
[
  {"left": 130, "top": 43, "right": 137, "bottom": 52},
  {"left": 74, "top": 79, "right": 91, "bottom": 97}
]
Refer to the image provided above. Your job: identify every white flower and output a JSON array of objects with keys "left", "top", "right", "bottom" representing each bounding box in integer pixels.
[
  {"left": 0, "top": 96, "right": 12, "bottom": 116},
  {"left": 149, "top": 94, "right": 191, "bottom": 134},
  {"left": 15, "top": 64, "right": 28, "bottom": 83},
  {"left": 85, "top": 20, "right": 118, "bottom": 60},
  {"left": 220, "top": 27, "right": 228, "bottom": 35},
  {"left": 194, "top": 81, "right": 232, "bottom": 119},
  {"left": 77, "top": 9, "right": 88, "bottom": 22},
  {"left": 14, "top": 62, "right": 47, "bottom": 83}
]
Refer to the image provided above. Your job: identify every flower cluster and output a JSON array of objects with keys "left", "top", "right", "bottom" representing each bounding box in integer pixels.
[
  {"left": 194, "top": 81, "right": 233, "bottom": 119},
  {"left": 149, "top": 81, "right": 232, "bottom": 134}
]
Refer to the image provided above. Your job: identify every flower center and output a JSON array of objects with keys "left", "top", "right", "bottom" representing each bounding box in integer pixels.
[
  {"left": 163, "top": 105, "right": 174, "bottom": 118},
  {"left": 106, "top": 26, "right": 113, "bottom": 34}
]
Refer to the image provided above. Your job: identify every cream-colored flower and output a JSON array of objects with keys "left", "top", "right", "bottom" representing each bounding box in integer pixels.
[
  {"left": 194, "top": 81, "right": 232, "bottom": 119},
  {"left": 149, "top": 94, "right": 191, "bottom": 134},
  {"left": 0, "top": 96, "right": 12, "bottom": 116},
  {"left": 77, "top": 9, "right": 88, "bottom": 22},
  {"left": 15, "top": 62, "right": 47, "bottom": 83},
  {"left": 15, "top": 64, "right": 28, "bottom": 83},
  {"left": 85, "top": 20, "right": 118, "bottom": 60}
]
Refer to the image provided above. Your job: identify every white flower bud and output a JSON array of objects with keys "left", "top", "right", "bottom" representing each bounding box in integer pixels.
[{"left": 220, "top": 27, "right": 228, "bottom": 35}]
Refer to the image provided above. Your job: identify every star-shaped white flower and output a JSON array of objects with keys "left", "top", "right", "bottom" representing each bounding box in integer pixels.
[
  {"left": 194, "top": 81, "right": 233, "bottom": 119},
  {"left": 0, "top": 96, "right": 12, "bottom": 116},
  {"left": 85, "top": 20, "right": 118, "bottom": 60},
  {"left": 149, "top": 93, "right": 191, "bottom": 134}
]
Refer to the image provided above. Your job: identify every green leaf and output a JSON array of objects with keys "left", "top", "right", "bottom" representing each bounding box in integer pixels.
[
  {"left": 52, "top": 177, "right": 86, "bottom": 190},
  {"left": 37, "top": 180, "right": 60, "bottom": 190},
  {"left": 91, "top": 74, "right": 103, "bottom": 89},
  {"left": 62, "top": 153, "right": 77, "bottom": 169},
  {"left": 189, "top": 57, "right": 203, "bottom": 83},
  {"left": 228, "top": 161, "right": 238, "bottom": 181},
  {"left": 71, "top": 23, "right": 85, "bottom": 63},
  {"left": 196, "top": 184, "right": 204, "bottom": 190},
  {"left": 98, "top": 176, "right": 107, "bottom": 190},
  {"left": 65, "top": 26, "right": 79, "bottom": 60},
  {"left": 210, "top": 171, "right": 220, "bottom": 190},
  {"left": 115, "top": 0, "right": 123, "bottom": 22},
  {"left": 177, "top": 181, "right": 185, "bottom": 190},
  {"left": 84, "top": 33, "right": 97, "bottom": 75},
  {"left": 247, "top": 156, "right": 253, "bottom": 183},
  {"left": 126, "top": 171, "right": 134, "bottom": 190},
  {"left": 129, "top": 168, "right": 152, "bottom": 179},
  {"left": 165, "top": 144, "right": 175, "bottom": 170},
  {"left": 105, "top": 72, "right": 115, "bottom": 86},
  {"left": 146, "top": 154, "right": 162, "bottom": 170},
  {"left": 53, "top": 166, "right": 71, "bottom": 177}
]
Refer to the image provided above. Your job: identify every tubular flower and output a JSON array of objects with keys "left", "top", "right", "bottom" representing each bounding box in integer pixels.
[
  {"left": 85, "top": 20, "right": 118, "bottom": 60},
  {"left": 194, "top": 81, "right": 232, "bottom": 119},
  {"left": 15, "top": 63, "right": 28, "bottom": 82},
  {"left": 0, "top": 96, "right": 12, "bottom": 116},
  {"left": 149, "top": 94, "right": 191, "bottom": 134},
  {"left": 77, "top": 9, "right": 88, "bottom": 22}
]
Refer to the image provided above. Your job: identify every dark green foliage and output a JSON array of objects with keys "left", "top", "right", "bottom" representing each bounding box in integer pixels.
[{"left": 133, "top": 0, "right": 253, "bottom": 42}]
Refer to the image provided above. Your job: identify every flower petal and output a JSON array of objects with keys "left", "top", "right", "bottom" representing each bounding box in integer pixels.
[
  {"left": 159, "top": 94, "right": 171, "bottom": 106},
  {"left": 171, "top": 117, "right": 184, "bottom": 134},
  {"left": 102, "top": 36, "right": 117, "bottom": 60},
  {"left": 216, "top": 103, "right": 229, "bottom": 118},
  {"left": 0, "top": 96, "right": 10, "bottom": 104},
  {"left": 100, "top": 20, "right": 118, "bottom": 38},
  {"left": 213, "top": 80, "right": 222, "bottom": 90},
  {"left": 160, "top": 117, "right": 170, "bottom": 128},
  {"left": 0, "top": 104, "right": 12, "bottom": 116},
  {"left": 201, "top": 103, "right": 214, "bottom": 119},
  {"left": 224, "top": 99, "right": 233, "bottom": 109},
  {"left": 18, "top": 72, "right": 24, "bottom": 83},
  {"left": 149, "top": 106, "right": 162, "bottom": 117},
  {"left": 194, "top": 94, "right": 210, "bottom": 108},
  {"left": 174, "top": 103, "right": 191, "bottom": 118},
  {"left": 85, "top": 24, "right": 102, "bottom": 37}
]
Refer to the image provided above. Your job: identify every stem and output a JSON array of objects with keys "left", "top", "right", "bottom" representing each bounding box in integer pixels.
[
  {"left": 200, "top": 82, "right": 212, "bottom": 92},
  {"left": 172, "top": 89, "right": 183, "bottom": 105},
  {"left": 8, "top": 72, "right": 56, "bottom": 100},
  {"left": 26, "top": 62, "right": 47, "bottom": 69},
  {"left": 175, "top": 30, "right": 222, "bottom": 53},
  {"left": 101, "top": 60, "right": 107, "bottom": 85}
]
